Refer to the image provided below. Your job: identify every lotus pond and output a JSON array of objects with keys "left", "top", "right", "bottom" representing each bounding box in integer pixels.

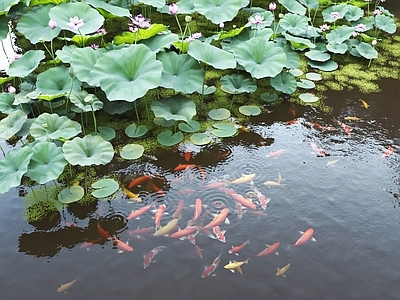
[{"left": 1, "top": 0, "right": 400, "bottom": 299}]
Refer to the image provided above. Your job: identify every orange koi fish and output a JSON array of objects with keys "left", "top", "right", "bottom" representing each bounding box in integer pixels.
[
  {"left": 255, "top": 242, "right": 280, "bottom": 257},
  {"left": 359, "top": 98, "right": 369, "bottom": 109},
  {"left": 128, "top": 175, "right": 152, "bottom": 188},
  {"left": 128, "top": 227, "right": 154, "bottom": 236},
  {"left": 380, "top": 146, "right": 394, "bottom": 158},
  {"left": 310, "top": 140, "right": 325, "bottom": 157},
  {"left": 338, "top": 121, "right": 352, "bottom": 135},
  {"left": 113, "top": 236, "right": 134, "bottom": 253},
  {"left": 201, "top": 254, "right": 221, "bottom": 278},
  {"left": 80, "top": 238, "right": 103, "bottom": 249},
  {"left": 229, "top": 240, "right": 250, "bottom": 255},
  {"left": 246, "top": 210, "right": 268, "bottom": 218},
  {"left": 151, "top": 182, "right": 165, "bottom": 195},
  {"left": 174, "top": 164, "right": 196, "bottom": 171},
  {"left": 172, "top": 199, "right": 185, "bottom": 219},
  {"left": 127, "top": 203, "right": 154, "bottom": 220},
  {"left": 266, "top": 149, "right": 286, "bottom": 158},
  {"left": 211, "top": 226, "right": 226, "bottom": 243},
  {"left": 187, "top": 231, "right": 198, "bottom": 245},
  {"left": 183, "top": 150, "right": 192, "bottom": 162},
  {"left": 97, "top": 223, "right": 111, "bottom": 239},
  {"left": 220, "top": 187, "right": 256, "bottom": 210},
  {"left": 192, "top": 198, "right": 203, "bottom": 222},
  {"left": 154, "top": 204, "right": 166, "bottom": 228},
  {"left": 253, "top": 186, "right": 269, "bottom": 210},
  {"left": 194, "top": 245, "right": 203, "bottom": 260},
  {"left": 203, "top": 208, "right": 229, "bottom": 229},
  {"left": 289, "top": 106, "right": 296, "bottom": 117},
  {"left": 235, "top": 202, "right": 243, "bottom": 219},
  {"left": 143, "top": 246, "right": 166, "bottom": 269},
  {"left": 170, "top": 226, "right": 197, "bottom": 239},
  {"left": 288, "top": 228, "right": 316, "bottom": 250}
]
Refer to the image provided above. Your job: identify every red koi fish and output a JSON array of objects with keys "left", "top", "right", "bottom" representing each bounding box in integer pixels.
[
  {"left": 97, "top": 223, "right": 110, "bottom": 239},
  {"left": 151, "top": 182, "right": 165, "bottom": 195},
  {"left": 203, "top": 181, "right": 226, "bottom": 189},
  {"left": 201, "top": 254, "right": 221, "bottom": 278},
  {"left": 128, "top": 175, "right": 152, "bottom": 188},
  {"left": 310, "top": 140, "right": 325, "bottom": 157},
  {"left": 288, "top": 228, "right": 316, "bottom": 250},
  {"left": 255, "top": 242, "right": 280, "bottom": 257},
  {"left": 212, "top": 226, "right": 226, "bottom": 243},
  {"left": 113, "top": 236, "right": 134, "bottom": 253},
  {"left": 187, "top": 231, "right": 198, "bottom": 245},
  {"left": 380, "top": 146, "right": 394, "bottom": 158},
  {"left": 285, "top": 119, "right": 299, "bottom": 125},
  {"left": 289, "top": 106, "right": 296, "bottom": 117},
  {"left": 128, "top": 227, "right": 154, "bottom": 236},
  {"left": 236, "top": 202, "right": 243, "bottom": 219},
  {"left": 154, "top": 204, "right": 166, "bottom": 228},
  {"left": 266, "top": 149, "right": 286, "bottom": 158},
  {"left": 338, "top": 121, "right": 352, "bottom": 135},
  {"left": 229, "top": 240, "right": 250, "bottom": 255},
  {"left": 143, "top": 246, "right": 166, "bottom": 269},
  {"left": 183, "top": 150, "right": 192, "bottom": 162},
  {"left": 194, "top": 245, "right": 203, "bottom": 260},
  {"left": 220, "top": 187, "right": 257, "bottom": 210},
  {"left": 127, "top": 203, "right": 154, "bottom": 220},
  {"left": 170, "top": 226, "right": 197, "bottom": 239},
  {"left": 80, "top": 238, "right": 103, "bottom": 249},
  {"left": 174, "top": 164, "right": 196, "bottom": 171},
  {"left": 247, "top": 210, "right": 268, "bottom": 218},
  {"left": 172, "top": 199, "right": 185, "bottom": 219},
  {"left": 253, "top": 186, "right": 268, "bottom": 210},
  {"left": 203, "top": 208, "right": 229, "bottom": 229},
  {"left": 193, "top": 198, "right": 203, "bottom": 222}
]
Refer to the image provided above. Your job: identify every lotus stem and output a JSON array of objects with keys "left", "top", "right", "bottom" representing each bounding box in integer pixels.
[
  {"left": 229, "top": 93, "right": 236, "bottom": 111},
  {"left": 80, "top": 113, "right": 86, "bottom": 135},
  {"left": 65, "top": 75, "right": 74, "bottom": 112},
  {"left": 175, "top": 15, "right": 184, "bottom": 42},
  {"left": 48, "top": 101, "right": 53, "bottom": 113},
  {"left": 90, "top": 103, "right": 97, "bottom": 134},
  {"left": 249, "top": 0, "right": 253, "bottom": 15},
  {"left": 29, "top": 186, "right": 38, "bottom": 201},
  {"left": 134, "top": 102, "right": 140, "bottom": 122},
  {"left": 0, "top": 145, "right": 5, "bottom": 158},
  {"left": 84, "top": 166, "right": 88, "bottom": 194},
  {"left": 1, "top": 40, "right": 9, "bottom": 62}
]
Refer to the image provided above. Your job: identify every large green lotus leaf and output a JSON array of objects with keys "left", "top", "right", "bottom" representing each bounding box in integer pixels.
[
  {"left": 30, "top": 113, "right": 82, "bottom": 141},
  {"left": 0, "top": 110, "right": 27, "bottom": 140},
  {"left": 190, "top": 133, "right": 211, "bottom": 145},
  {"left": 125, "top": 123, "right": 148, "bottom": 138},
  {"left": 102, "top": 99, "right": 135, "bottom": 115},
  {"left": 91, "top": 178, "right": 120, "bottom": 198},
  {"left": 270, "top": 71, "right": 297, "bottom": 94},
  {"left": 0, "top": 0, "right": 19, "bottom": 14},
  {"left": 30, "top": 0, "right": 69, "bottom": 6},
  {"left": 63, "top": 135, "right": 114, "bottom": 166},
  {"left": 58, "top": 186, "right": 84, "bottom": 204},
  {"left": 55, "top": 45, "right": 78, "bottom": 63},
  {"left": 211, "top": 123, "right": 237, "bottom": 138},
  {"left": 6, "top": 50, "right": 45, "bottom": 77},
  {"left": 91, "top": 45, "right": 162, "bottom": 102},
  {"left": 139, "top": 0, "right": 165, "bottom": 8},
  {"left": 356, "top": 42, "right": 378, "bottom": 60},
  {"left": 70, "top": 90, "right": 103, "bottom": 113},
  {"left": 120, "top": 144, "right": 145, "bottom": 160},
  {"left": 140, "top": 32, "right": 179, "bottom": 53},
  {"left": 0, "top": 16, "right": 8, "bottom": 40},
  {"left": 188, "top": 40, "right": 236, "bottom": 70},
  {"left": 114, "top": 24, "right": 168, "bottom": 45},
  {"left": 16, "top": 119, "right": 36, "bottom": 137},
  {"left": 221, "top": 28, "right": 273, "bottom": 52},
  {"left": 26, "top": 141, "right": 67, "bottom": 184},
  {"left": 375, "top": 14, "right": 396, "bottom": 34},
  {"left": 298, "top": 0, "right": 318, "bottom": 9},
  {"left": 305, "top": 50, "right": 331, "bottom": 62},
  {"left": 280, "top": 13, "right": 308, "bottom": 36},
  {"left": 277, "top": 0, "right": 306, "bottom": 15},
  {"left": 344, "top": 5, "right": 363, "bottom": 22},
  {"left": 151, "top": 95, "right": 196, "bottom": 123},
  {"left": 193, "top": 0, "right": 243, "bottom": 24},
  {"left": 158, "top": 0, "right": 195, "bottom": 14},
  {"left": 284, "top": 33, "right": 316, "bottom": 50},
  {"left": 220, "top": 74, "right": 257, "bottom": 94},
  {"left": 326, "top": 42, "right": 348, "bottom": 54},
  {"left": 36, "top": 66, "right": 81, "bottom": 96},
  {"left": 16, "top": 5, "right": 61, "bottom": 44},
  {"left": 0, "top": 93, "right": 17, "bottom": 114},
  {"left": 208, "top": 108, "right": 230, "bottom": 120},
  {"left": 326, "top": 26, "right": 354, "bottom": 44},
  {"left": 49, "top": 2, "right": 104, "bottom": 35},
  {"left": 239, "top": 105, "right": 261, "bottom": 116},
  {"left": 178, "top": 120, "right": 200, "bottom": 133},
  {"left": 157, "top": 130, "right": 184, "bottom": 147},
  {"left": 0, "top": 147, "right": 33, "bottom": 194},
  {"left": 71, "top": 47, "right": 106, "bottom": 86},
  {"left": 234, "top": 37, "right": 286, "bottom": 79},
  {"left": 86, "top": 0, "right": 130, "bottom": 17},
  {"left": 157, "top": 52, "right": 204, "bottom": 94},
  {"left": 307, "top": 60, "right": 338, "bottom": 71},
  {"left": 322, "top": 4, "right": 348, "bottom": 23}
]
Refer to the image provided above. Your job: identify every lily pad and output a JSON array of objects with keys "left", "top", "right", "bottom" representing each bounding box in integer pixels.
[
  {"left": 58, "top": 186, "right": 85, "bottom": 204},
  {"left": 306, "top": 72, "right": 322, "bottom": 81},
  {"left": 157, "top": 130, "right": 184, "bottom": 146},
  {"left": 188, "top": 40, "right": 236, "bottom": 70},
  {"left": 289, "top": 69, "right": 304, "bottom": 77},
  {"left": 270, "top": 71, "right": 297, "bottom": 94},
  {"left": 297, "top": 79, "right": 315, "bottom": 89},
  {"left": 307, "top": 60, "right": 338, "bottom": 71},
  {"left": 178, "top": 120, "right": 201, "bottom": 133},
  {"left": 220, "top": 74, "right": 257, "bottom": 94},
  {"left": 326, "top": 43, "right": 348, "bottom": 54},
  {"left": 190, "top": 133, "right": 212, "bottom": 145},
  {"left": 356, "top": 42, "right": 378, "bottom": 60},
  {"left": 6, "top": 50, "right": 45, "bottom": 78},
  {"left": 208, "top": 108, "right": 231, "bottom": 120},
  {"left": 299, "top": 93, "right": 319, "bottom": 103},
  {"left": 125, "top": 123, "right": 148, "bottom": 138},
  {"left": 211, "top": 123, "right": 237, "bottom": 138},
  {"left": 151, "top": 95, "right": 196, "bottom": 123},
  {"left": 260, "top": 92, "right": 279, "bottom": 103},
  {"left": 305, "top": 50, "right": 331, "bottom": 62},
  {"left": 120, "top": 144, "right": 145, "bottom": 160},
  {"left": 0, "top": 110, "right": 27, "bottom": 140},
  {"left": 91, "top": 178, "right": 120, "bottom": 199},
  {"left": 197, "top": 85, "right": 216, "bottom": 95},
  {"left": 239, "top": 105, "right": 261, "bottom": 116}
]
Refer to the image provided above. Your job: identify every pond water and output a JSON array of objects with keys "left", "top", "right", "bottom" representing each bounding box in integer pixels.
[{"left": 1, "top": 4, "right": 400, "bottom": 300}]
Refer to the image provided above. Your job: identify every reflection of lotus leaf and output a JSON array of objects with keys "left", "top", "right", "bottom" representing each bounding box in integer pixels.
[
  {"left": 0, "top": 110, "right": 27, "bottom": 140},
  {"left": 91, "top": 178, "right": 120, "bottom": 198},
  {"left": 58, "top": 186, "right": 85, "bottom": 204},
  {"left": 151, "top": 95, "right": 196, "bottom": 123},
  {"left": 62, "top": 135, "right": 114, "bottom": 166},
  {"left": 120, "top": 144, "right": 145, "bottom": 160},
  {"left": 6, "top": 50, "right": 45, "bottom": 77},
  {"left": 194, "top": 0, "right": 243, "bottom": 24}
]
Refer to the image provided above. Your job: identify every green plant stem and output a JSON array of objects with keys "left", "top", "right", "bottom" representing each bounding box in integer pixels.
[
  {"left": 42, "top": 42, "right": 56, "bottom": 67},
  {"left": 229, "top": 93, "right": 236, "bottom": 110},
  {"left": 81, "top": 113, "right": 86, "bottom": 135},
  {"left": 49, "top": 101, "right": 53, "bottom": 113},
  {"left": 84, "top": 166, "right": 88, "bottom": 194},
  {"left": 90, "top": 104, "right": 97, "bottom": 134},
  {"left": 201, "top": 64, "right": 208, "bottom": 104},
  {"left": 1, "top": 40, "right": 9, "bottom": 62},
  {"left": 0, "top": 145, "right": 5, "bottom": 157},
  {"left": 134, "top": 102, "right": 140, "bottom": 122},
  {"left": 77, "top": 29, "right": 85, "bottom": 47},
  {"left": 175, "top": 15, "right": 184, "bottom": 40},
  {"left": 52, "top": 180, "right": 59, "bottom": 187},
  {"left": 29, "top": 186, "right": 38, "bottom": 201}
]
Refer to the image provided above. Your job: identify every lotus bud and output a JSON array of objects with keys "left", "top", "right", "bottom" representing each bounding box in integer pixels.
[
  {"left": 48, "top": 20, "right": 58, "bottom": 29},
  {"left": 372, "top": 39, "right": 377, "bottom": 46},
  {"left": 269, "top": 2, "right": 276, "bottom": 11},
  {"left": 84, "top": 94, "right": 94, "bottom": 104},
  {"left": 185, "top": 15, "right": 192, "bottom": 23},
  {"left": 233, "top": 25, "right": 236, "bottom": 29},
  {"left": 7, "top": 85, "right": 16, "bottom": 94},
  {"left": 169, "top": 3, "right": 178, "bottom": 15},
  {"left": 39, "top": 37, "right": 45, "bottom": 43},
  {"left": 42, "top": 123, "right": 48, "bottom": 128},
  {"left": 278, "top": 13, "right": 284, "bottom": 19},
  {"left": 219, "top": 22, "right": 224, "bottom": 29}
]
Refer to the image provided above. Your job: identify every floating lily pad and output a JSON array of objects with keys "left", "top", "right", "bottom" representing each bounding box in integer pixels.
[
  {"left": 120, "top": 144, "right": 145, "bottom": 160},
  {"left": 178, "top": 120, "right": 201, "bottom": 133},
  {"left": 239, "top": 105, "right": 261, "bottom": 116},
  {"left": 58, "top": 186, "right": 85, "bottom": 204},
  {"left": 260, "top": 92, "right": 279, "bottom": 103},
  {"left": 197, "top": 85, "right": 216, "bottom": 95},
  {"left": 125, "top": 123, "right": 148, "bottom": 138},
  {"left": 190, "top": 133, "right": 212, "bottom": 145},
  {"left": 307, "top": 60, "right": 338, "bottom": 71},
  {"left": 305, "top": 50, "right": 331, "bottom": 62},
  {"left": 91, "top": 178, "right": 120, "bottom": 198},
  {"left": 157, "top": 130, "right": 184, "bottom": 146},
  {"left": 289, "top": 69, "right": 304, "bottom": 77},
  {"left": 297, "top": 79, "right": 315, "bottom": 89},
  {"left": 208, "top": 108, "right": 231, "bottom": 120},
  {"left": 211, "top": 123, "right": 237, "bottom": 138},
  {"left": 305, "top": 72, "right": 322, "bottom": 81},
  {"left": 299, "top": 93, "right": 319, "bottom": 103},
  {"left": 220, "top": 74, "right": 257, "bottom": 94}
]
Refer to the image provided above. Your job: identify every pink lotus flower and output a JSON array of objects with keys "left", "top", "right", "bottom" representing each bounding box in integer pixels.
[
  {"left": 128, "top": 14, "right": 151, "bottom": 29},
  {"left": 48, "top": 20, "right": 57, "bottom": 29},
  {"left": 67, "top": 16, "right": 85, "bottom": 30},
  {"left": 185, "top": 32, "right": 202, "bottom": 42},
  {"left": 249, "top": 15, "right": 266, "bottom": 25},
  {"left": 7, "top": 85, "right": 16, "bottom": 94},
  {"left": 330, "top": 12, "right": 341, "bottom": 19},
  {"left": 269, "top": 2, "right": 276, "bottom": 11},
  {"left": 319, "top": 24, "right": 330, "bottom": 31}
]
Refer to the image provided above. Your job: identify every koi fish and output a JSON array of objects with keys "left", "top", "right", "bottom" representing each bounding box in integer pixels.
[
  {"left": 97, "top": 223, "right": 111, "bottom": 239},
  {"left": 128, "top": 227, "right": 154, "bottom": 236},
  {"left": 127, "top": 203, "right": 154, "bottom": 220},
  {"left": 338, "top": 121, "right": 352, "bottom": 135},
  {"left": 224, "top": 259, "right": 249, "bottom": 273},
  {"left": 359, "top": 98, "right": 370, "bottom": 109},
  {"left": 80, "top": 238, "right": 103, "bottom": 249},
  {"left": 187, "top": 231, "right": 198, "bottom": 245},
  {"left": 177, "top": 188, "right": 196, "bottom": 195},
  {"left": 194, "top": 245, "right": 203, "bottom": 260},
  {"left": 174, "top": 164, "right": 196, "bottom": 171},
  {"left": 285, "top": 119, "right": 299, "bottom": 125},
  {"left": 192, "top": 198, "right": 203, "bottom": 222},
  {"left": 128, "top": 175, "right": 152, "bottom": 188},
  {"left": 344, "top": 116, "right": 363, "bottom": 121},
  {"left": 229, "top": 240, "right": 250, "bottom": 255},
  {"left": 266, "top": 149, "right": 286, "bottom": 158},
  {"left": 183, "top": 150, "right": 192, "bottom": 162},
  {"left": 211, "top": 226, "right": 226, "bottom": 243},
  {"left": 255, "top": 242, "right": 280, "bottom": 257},
  {"left": 121, "top": 186, "right": 142, "bottom": 201},
  {"left": 263, "top": 181, "right": 284, "bottom": 187},
  {"left": 310, "top": 140, "right": 325, "bottom": 157},
  {"left": 230, "top": 173, "right": 256, "bottom": 185},
  {"left": 170, "top": 226, "right": 197, "bottom": 239},
  {"left": 288, "top": 228, "right": 316, "bottom": 250},
  {"left": 154, "top": 204, "right": 166, "bottom": 228},
  {"left": 246, "top": 210, "right": 268, "bottom": 218},
  {"left": 277, "top": 171, "right": 283, "bottom": 184},
  {"left": 201, "top": 254, "right": 221, "bottom": 278},
  {"left": 326, "top": 159, "right": 339, "bottom": 166},
  {"left": 151, "top": 182, "right": 165, "bottom": 195},
  {"left": 236, "top": 202, "right": 243, "bottom": 219},
  {"left": 203, "top": 208, "right": 229, "bottom": 229},
  {"left": 220, "top": 187, "right": 257, "bottom": 210},
  {"left": 154, "top": 219, "right": 179, "bottom": 236},
  {"left": 276, "top": 263, "right": 290, "bottom": 277},
  {"left": 172, "top": 199, "right": 185, "bottom": 219},
  {"left": 380, "top": 146, "right": 394, "bottom": 158},
  {"left": 143, "top": 246, "right": 166, "bottom": 269},
  {"left": 203, "top": 181, "right": 226, "bottom": 189},
  {"left": 289, "top": 107, "right": 296, "bottom": 117},
  {"left": 57, "top": 279, "right": 77, "bottom": 293},
  {"left": 253, "top": 186, "right": 269, "bottom": 210},
  {"left": 113, "top": 236, "right": 134, "bottom": 253}
]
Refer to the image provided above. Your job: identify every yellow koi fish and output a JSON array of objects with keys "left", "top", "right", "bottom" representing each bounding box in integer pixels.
[
  {"left": 154, "top": 218, "right": 179, "bottom": 236},
  {"left": 326, "top": 159, "right": 339, "bottom": 166},
  {"left": 344, "top": 116, "right": 363, "bottom": 121},
  {"left": 263, "top": 181, "right": 285, "bottom": 187},
  {"left": 230, "top": 173, "right": 256, "bottom": 184},
  {"left": 359, "top": 98, "right": 369, "bottom": 109},
  {"left": 276, "top": 263, "right": 290, "bottom": 277},
  {"left": 224, "top": 258, "right": 249, "bottom": 273},
  {"left": 57, "top": 279, "right": 77, "bottom": 293},
  {"left": 121, "top": 186, "right": 142, "bottom": 202}
]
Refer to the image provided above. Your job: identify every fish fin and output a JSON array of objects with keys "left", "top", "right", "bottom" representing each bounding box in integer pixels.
[
  {"left": 235, "top": 253, "right": 239, "bottom": 256},
  {"left": 311, "top": 237, "right": 317, "bottom": 242},
  {"left": 275, "top": 251, "right": 279, "bottom": 255},
  {"left": 224, "top": 217, "right": 230, "bottom": 225},
  {"left": 265, "top": 198, "right": 271, "bottom": 204},
  {"left": 207, "top": 233, "right": 217, "bottom": 239},
  {"left": 244, "top": 258, "right": 249, "bottom": 264},
  {"left": 230, "top": 269, "right": 235, "bottom": 273},
  {"left": 135, "top": 217, "right": 140, "bottom": 220},
  {"left": 118, "top": 250, "right": 124, "bottom": 254},
  {"left": 211, "top": 273, "right": 217, "bottom": 277},
  {"left": 287, "top": 244, "right": 293, "bottom": 250},
  {"left": 299, "top": 231, "right": 304, "bottom": 235},
  {"left": 222, "top": 230, "right": 226, "bottom": 235},
  {"left": 277, "top": 267, "right": 280, "bottom": 272}
]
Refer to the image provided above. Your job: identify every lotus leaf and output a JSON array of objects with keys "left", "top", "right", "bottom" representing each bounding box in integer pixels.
[
  {"left": 208, "top": 108, "right": 231, "bottom": 120},
  {"left": 16, "top": 119, "right": 36, "bottom": 137},
  {"left": 307, "top": 60, "right": 338, "bottom": 71},
  {"left": 125, "top": 124, "right": 148, "bottom": 138},
  {"left": 220, "top": 74, "right": 257, "bottom": 94},
  {"left": 55, "top": 45, "right": 78, "bottom": 63},
  {"left": 285, "top": 50, "right": 301, "bottom": 69},
  {"left": 0, "top": 93, "right": 17, "bottom": 114},
  {"left": 16, "top": 5, "right": 61, "bottom": 44},
  {"left": 154, "top": 117, "right": 176, "bottom": 127},
  {"left": 114, "top": 24, "right": 168, "bottom": 45},
  {"left": 157, "top": 52, "right": 204, "bottom": 94},
  {"left": 356, "top": 42, "right": 378, "bottom": 60},
  {"left": 157, "top": 130, "right": 184, "bottom": 146},
  {"left": 178, "top": 120, "right": 201, "bottom": 133},
  {"left": 298, "top": 0, "right": 318, "bottom": 9},
  {"left": 278, "top": 0, "right": 306, "bottom": 15},
  {"left": 188, "top": 40, "right": 236, "bottom": 70},
  {"left": 58, "top": 186, "right": 85, "bottom": 204},
  {"left": 260, "top": 92, "right": 279, "bottom": 103},
  {"left": 305, "top": 72, "right": 322, "bottom": 81},
  {"left": 219, "top": 26, "right": 246, "bottom": 40},
  {"left": 221, "top": 28, "right": 273, "bottom": 52},
  {"left": 91, "top": 45, "right": 162, "bottom": 102},
  {"left": 139, "top": 0, "right": 165, "bottom": 8},
  {"left": 0, "top": 110, "right": 27, "bottom": 140},
  {"left": 305, "top": 50, "right": 331, "bottom": 62},
  {"left": 91, "top": 178, "right": 120, "bottom": 198},
  {"left": 63, "top": 135, "right": 114, "bottom": 166},
  {"left": 140, "top": 32, "right": 179, "bottom": 52},
  {"left": 69, "top": 90, "right": 103, "bottom": 113},
  {"left": 0, "top": 147, "right": 33, "bottom": 194},
  {"left": 120, "top": 144, "right": 145, "bottom": 160},
  {"left": 86, "top": 0, "right": 130, "bottom": 17},
  {"left": 0, "top": 16, "right": 8, "bottom": 40},
  {"left": 91, "top": 127, "right": 115, "bottom": 141},
  {"left": 280, "top": 14, "right": 308, "bottom": 36},
  {"left": 190, "top": 133, "right": 212, "bottom": 145},
  {"left": 270, "top": 71, "right": 297, "bottom": 94},
  {"left": 326, "top": 26, "right": 354, "bottom": 44},
  {"left": 71, "top": 47, "right": 106, "bottom": 86},
  {"left": 289, "top": 69, "right": 304, "bottom": 77},
  {"left": 322, "top": 4, "right": 348, "bottom": 23},
  {"left": 49, "top": 2, "right": 105, "bottom": 35},
  {"left": 197, "top": 85, "right": 216, "bottom": 95},
  {"left": 299, "top": 93, "right": 319, "bottom": 103},
  {"left": 375, "top": 14, "right": 397, "bottom": 34},
  {"left": 102, "top": 98, "right": 135, "bottom": 115},
  {"left": 30, "top": 113, "right": 82, "bottom": 142},
  {"left": 211, "top": 123, "right": 237, "bottom": 138},
  {"left": 151, "top": 95, "right": 196, "bottom": 123},
  {"left": 36, "top": 66, "right": 82, "bottom": 96},
  {"left": 193, "top": 0, "right": 243, "bottom": 24},
  {"left": 326, "top": 42, "right": 348, "bottom": 54},
  {"left": 0, "top": 0, "right": 19, "bottom": 14},
  {"left": 234, "top": 37, "right": 286, "bottom": 79},
  {"left": 344, "top": 5, "right": 363, "bottom": 22},
  {"left": 6, "top": 50, "right": 45, "bottom": 78},
  {"left": 297, "top": 79, "right": 315, "bottom": 89},
  {"left": 239, "top": 105, "right": 261, "bottom": 116},
  {"left": 26, "top": 142, "right": 67, "bottom": 184},
  {"left": 284, "top": 33, "right": 316, "bottom": 50},
  {"left": 159, "top": 0, "right": 195, "bottom": 14}
]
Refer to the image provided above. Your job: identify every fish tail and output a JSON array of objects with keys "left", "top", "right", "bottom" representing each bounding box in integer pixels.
[{"left": 287, "top": 244, "right": 293, "bottom": 250}]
